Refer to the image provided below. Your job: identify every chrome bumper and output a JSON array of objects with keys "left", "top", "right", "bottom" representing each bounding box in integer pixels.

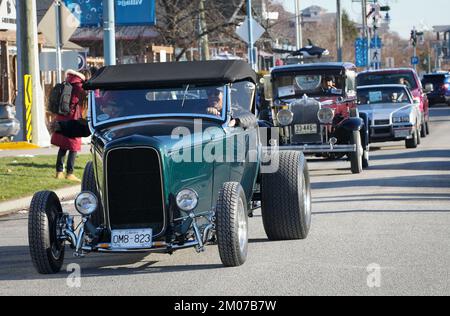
[{"left": 263, "top": 144, "right": 357, "bottom": 154}]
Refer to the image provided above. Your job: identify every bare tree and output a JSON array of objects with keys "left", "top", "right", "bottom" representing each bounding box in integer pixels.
[{"left": 154, "top": 0, "right": 246, "bottom": 61}]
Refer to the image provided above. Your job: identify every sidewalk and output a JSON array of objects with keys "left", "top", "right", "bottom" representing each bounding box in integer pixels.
[
  {"left": 0, "top": 185, "right": 80, "bottom": 217},
  {"left": 0, "top": 145, "right": 90, "bottom": 158}
]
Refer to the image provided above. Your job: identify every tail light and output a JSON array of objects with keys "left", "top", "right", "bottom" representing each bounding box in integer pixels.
[{"left": 443, "top": 83, "right": 450, "bottom": 90}]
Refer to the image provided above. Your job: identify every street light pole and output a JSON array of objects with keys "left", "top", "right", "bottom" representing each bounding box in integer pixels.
[
  {"left": 247, "top": 0, "right": 256, "bottom": 69},
  {"left": 199, "top": 0, "right": 210, "bottom": 61},
  {"left": 54, "top": 0, "right": 63, "bottom": 83},
  {"left": 294, "top": 0, "right": 303, "bottom": 50},
  {"left": 361, "top": 0, "right": 371, "bottom": 70},
  {"left": 103, "top": 0, "right": 116, "bottom": 66},
  {"left": 336, "top": 0, "right": 343, "bottom": 62}
]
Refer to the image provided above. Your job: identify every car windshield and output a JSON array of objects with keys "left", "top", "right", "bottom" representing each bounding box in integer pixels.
[
  {"left": 357, "top": 72, "right": 418, "bottom": 90},
  {"left": 357, "top": 87, "right": 411, "bottom": 105},
  {"left": 273, "top": 73, "right": 345, "bottom": 99},
  {"left": 91, "top": 85, "right": 227, "bottom": 126},
  {"left": 423, "top": 75, "right": 449, "bottom": 86}
]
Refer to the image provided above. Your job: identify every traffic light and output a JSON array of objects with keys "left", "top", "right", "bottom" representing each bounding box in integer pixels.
[{"left": 410, "top": 29, "right": 424, "bottom": 47}]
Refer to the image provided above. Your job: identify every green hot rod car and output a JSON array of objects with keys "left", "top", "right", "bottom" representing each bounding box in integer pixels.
[{"left": 28, "top": 61, "right": 312, "bottom": 274}]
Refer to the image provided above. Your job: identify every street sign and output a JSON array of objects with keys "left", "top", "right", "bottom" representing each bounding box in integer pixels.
[
  {"left": 63, "top": 0, "right": 156, "bottom": 27},
  {"left": 38, "top": 3, "right": 80, "bottom": 48},
  {"left": 371, "top": 48, "right": 382, "bottom": 69},
  {"left": 370, "top": 37, "right": 383, "bottom": 49},
  {"left": 411, "top": 56, "right": 420, "bottom": 65},
  {"left": 77, "top": 52, "right": 87, "bottom": 71},
  {"left": 236, "top": 17, "right": 265, "bottom": 45},
  {"left": 116, "top": 0, "right": 156, "bottom": 26},
  {"left": 39, "top": 51, "right": 79, "bottom": 72},
  {"left": 0, "top": 0, "right": 16, "bottom": 31},
  {"left": 355, "top": 38, "right": 369, "bottom": 67}
]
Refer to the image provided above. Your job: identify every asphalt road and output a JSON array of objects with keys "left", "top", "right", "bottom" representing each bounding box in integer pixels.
[{"left": 1, "top": 107, "right": 449, "bottom": 296}]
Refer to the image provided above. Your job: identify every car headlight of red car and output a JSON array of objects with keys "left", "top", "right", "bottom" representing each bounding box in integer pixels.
[
  {"left": 277, "top": 109, "right": 294, "bottom": 126},
  {"left": 318, "top": 108, "right": 335, "bottom": 124}
]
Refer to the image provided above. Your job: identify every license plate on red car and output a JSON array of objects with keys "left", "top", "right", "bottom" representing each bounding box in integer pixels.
[
  {"left": 295, "top": 124, "right": 318, "bottom": 135},
  {"left": 111, "top": 229, "right": 153, "bottom": 249}
]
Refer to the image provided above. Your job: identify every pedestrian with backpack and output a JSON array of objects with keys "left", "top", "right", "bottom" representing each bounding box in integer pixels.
[{"left": 50, "top": 69, "right": 91, "bottom": 182}]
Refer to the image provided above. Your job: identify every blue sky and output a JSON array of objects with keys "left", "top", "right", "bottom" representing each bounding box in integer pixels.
[{"left": 280, "top": 0, "right": 450, "bottom": 38}]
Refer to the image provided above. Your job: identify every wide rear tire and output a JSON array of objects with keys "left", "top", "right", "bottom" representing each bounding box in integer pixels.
[
  {"left": 82, "top": 162, "right": 104, "bottom": 227},
  {"left": 216, "top": 183, "right": 249, "bottom": 267},
  {"left": 261, "top": 151, "right": 312, "bottom": 240},
  {"left": 28, "top": 191, "right": 65, "bottom": 274}
]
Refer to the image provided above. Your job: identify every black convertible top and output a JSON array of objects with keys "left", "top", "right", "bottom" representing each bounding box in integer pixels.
[{"left": 84, "top": 60, "right": 257, "bottom": 90}]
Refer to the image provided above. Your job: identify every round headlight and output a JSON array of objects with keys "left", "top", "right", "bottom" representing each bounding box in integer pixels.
[
  {"left": 277, "top": 109, "right": 294, "bottom": 126},
  {"left": 75, "top": 192, "right": 98, "bottom": 216},
  {"left": 176, "top": 189, "right": 199, "bottom": 212},
  {"left": 318, "top": 108, "right": 335, "bottom": 124}
]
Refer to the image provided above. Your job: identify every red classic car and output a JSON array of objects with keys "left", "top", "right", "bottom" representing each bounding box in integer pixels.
[{"left": 263, "top": 62, "right": 370, "bottom": 174}]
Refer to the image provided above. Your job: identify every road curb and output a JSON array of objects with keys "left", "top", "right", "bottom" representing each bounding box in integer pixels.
[
  {"left": 0, "top": 142, "right": 40, "bottom": 150},
  {"left": 0, "top": 185, "right": 80, "bottom": 217}
]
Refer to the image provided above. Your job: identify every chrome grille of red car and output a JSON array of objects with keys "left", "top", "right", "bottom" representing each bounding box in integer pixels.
[
  {"left": 290, "top": 102, "right": 322, "bottom": 144},
  {"left": 106, "top": 147, "right": 165, "bottom": 235}
]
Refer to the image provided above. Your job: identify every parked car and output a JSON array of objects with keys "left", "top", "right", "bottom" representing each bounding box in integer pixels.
[
  {"left": 28, "top": 61, "right": 312, "bottom": 274},
  {"left": 0, "top": 103, "right": 20, "bottom": 141},
  {"left": 422, "top": 72, "right": 450, "bottom": 106},
  {"left": 357, "top": 84, "right": 422, "bottom": 149},
  {"left": 263, "top": 62, "right": 370, "bottom": 174},
  {"left": 357, "top": 68, "right": 431, "bottom": 138}
]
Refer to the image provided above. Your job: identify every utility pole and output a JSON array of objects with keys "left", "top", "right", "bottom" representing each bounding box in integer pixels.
[
  {"left": 54, "top": 0, "right": 63, "bottom": 83},
  {"left": 199, "top": 0, "right": 210, "bottom": 61},
  {"left": 336, "top": 0, "right": 343, "bottom": 62},
  {"left": 247, "top": 0, "right": 256, "bottom": 70},
  {"left": 294, "top": 0, "right": 303, "bottom": 50},
  {"left": 16, "top": 0, "right": 50, "bottom": 145},
  {"left": 361, "top": 0, "right": 370, "bottom": 70},
  {"left": 103, "top": 0, "right": 116, "bottom": 65}
]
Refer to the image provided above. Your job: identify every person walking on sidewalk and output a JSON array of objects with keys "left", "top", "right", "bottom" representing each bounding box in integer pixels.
[{"left": 51, "top": 69, "right": 90, "bottom": 182}]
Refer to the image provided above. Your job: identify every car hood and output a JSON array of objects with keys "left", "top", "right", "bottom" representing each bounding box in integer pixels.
[
  {"left": 358, "top": 103, "right": 413, "bottom": 120},
  {"left": 95, "top": 118, "right": 225, "bottom": 151}
]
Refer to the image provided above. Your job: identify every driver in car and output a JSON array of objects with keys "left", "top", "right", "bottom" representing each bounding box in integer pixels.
[
  {"left": 206, "top": 88, "right": 224, "bottom": 117},
  {"left": 322, "top": 77, "right": 337, "bottom": 93},
  {"left": 399, "top": 77, "right": 411, "bottom": 89},
  {"left": 99, "top": 99, "right": 123, "bottom": 119}
]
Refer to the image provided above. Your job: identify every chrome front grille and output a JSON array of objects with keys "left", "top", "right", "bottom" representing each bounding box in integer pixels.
[
  {"left": 290, "top": 102, "right": 322, "bottom": 144},
  {"left": 105, "top": 147, "right": 166, "bottom": 235},
  {"left": 375, "top": 120, "right": 390, "bottom": 126}
]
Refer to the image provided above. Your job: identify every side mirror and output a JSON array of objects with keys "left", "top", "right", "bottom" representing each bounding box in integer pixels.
[
  {"left": 263, "top": 75, "right": 273, "bottom": 101},
  {"left": 424, "top": 83, "right": 433, "bottom": 93}
]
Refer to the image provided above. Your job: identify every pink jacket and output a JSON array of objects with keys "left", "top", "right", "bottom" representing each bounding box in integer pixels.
[{"left": 51, "top": 70, "right": 86, "bottom": 152}]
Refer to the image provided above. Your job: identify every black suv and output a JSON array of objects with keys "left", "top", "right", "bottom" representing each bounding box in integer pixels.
[{"left": 422, "top": 72, "right": 450, "bottom": 106}]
